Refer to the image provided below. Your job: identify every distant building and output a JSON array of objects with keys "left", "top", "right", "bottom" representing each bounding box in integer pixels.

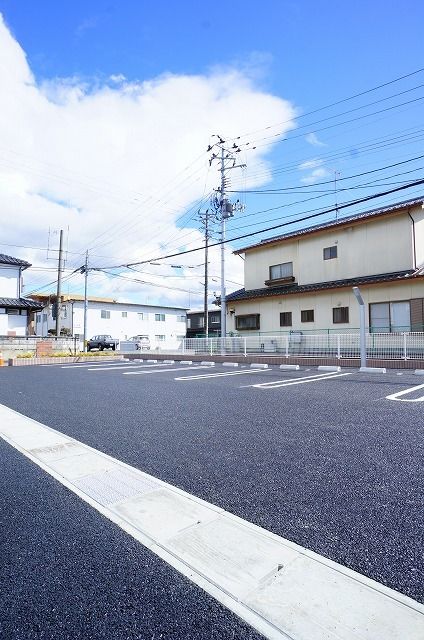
[
  {"left": 0, "top": 254, "right": 43, "bottom": 336},
  {"left": 226, "top": 196, "right": 424, "bottom": 335},
  {"left": 186, "top": 309, "right": 221, "bottom": 338},
  {"left": 30, "top": 294, "right": 187, "bottom": 349}
]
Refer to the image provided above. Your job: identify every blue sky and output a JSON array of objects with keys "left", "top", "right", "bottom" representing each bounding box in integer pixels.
[{"left": 0, "top": 1, "right": 423, "bottom": 304}]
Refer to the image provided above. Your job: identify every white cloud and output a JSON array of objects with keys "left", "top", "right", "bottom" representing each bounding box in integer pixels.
[
  {"left": 298, "top": 158, "right": 323, "bottom": 171},
  {"left": 305, "top": 132, "right": 326, "bottom": 147},
  {"left": 0, "top": 14, "right": 297, "bottom": 306},
  {"left": 300, "top": 167, "right": 331, "bottom": 185}
]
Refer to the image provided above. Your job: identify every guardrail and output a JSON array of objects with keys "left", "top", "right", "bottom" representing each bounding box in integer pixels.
[{"left": 182, "top": 333, "right": 424, "bottom": 360}]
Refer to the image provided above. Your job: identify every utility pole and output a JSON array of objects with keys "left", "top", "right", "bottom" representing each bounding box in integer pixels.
[
  {"left": 82, "top": 250, "right": 89, "bottom": 352},
  {"left": 208, "top": 137, "right": 245, "bottom": 338},
  {"left": 198, "top": 210, "right": 211, "bottom": 338},
  {"left": 55, "top": 229, "right": 64, "bottom": 337},
  {"left": 219, "top": 146, "right": 227, "bottom": 338}
]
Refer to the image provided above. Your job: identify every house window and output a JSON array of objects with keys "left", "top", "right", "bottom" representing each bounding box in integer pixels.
[
  {"left": 101, "top": 310, "right": 110, "bottom": 319},
  {"left": 210, "top": 314, "right": 220, "bottom": 324},
  {"left": 280, "top": 311, "right": 292, "bottom": 327},
  {"left": 122, "top": 311, "right": 127, "bottom": 318},
  {"left": 323, "top": 246, "right": 337, "bottom": 260},
  {"left": 36, "top": 314, "right": 41, "bottom": 324},
  {"left": 269, "top": 262, "right": 293, "bottom": 281},
  {"left": 187, "top": 318, "right": 191, "bottom": 328},
  {"left": 235, "top": 314, "right": 260, "bottom": 330},
  {"left": 177, "top": 315, "right": 186, "bottom": 322},
  {"left": 301, "top": 309, "right": 314, "bottom": 323},
  {"left": 333, "top": 307, "right": 349, "bottom": 323},
  {"left": 198, "top": 317, "right": 204, "bottom": 328},
  {"left": 43, "top": 313, "right": 47, "bottom": 322},
  {"left": 155, "top": 334, "right": 165, "bottom": 341},
  {"left": 370, "top": 301, "right": 411, "bottom": 332},
  {"left": 137, "top": 312, "right": 144, "bottom": 320},
  {"left": 155, "top": 313, "right": 165, "bottom": 321},
  {"left": 6, "top": 308, "right": 19, "bottom": 315}
]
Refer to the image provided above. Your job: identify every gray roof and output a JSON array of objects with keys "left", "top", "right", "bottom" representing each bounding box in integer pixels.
[
  {"left": 0, "top": 253, "right": 31, "bottom": 269},
  {"left": 0, "top": 297, "right": 44, "bottom": 310},
  {"left": 235, "top": 196, "right": 424, "bottom": 253},
  {"left": 226, "top": 270, "right": 423, "bottom": 303}
]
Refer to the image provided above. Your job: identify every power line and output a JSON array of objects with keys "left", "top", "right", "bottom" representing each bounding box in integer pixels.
[
  {"left": 92, "top": 181, "right": 424, "bottom": 269},
  {"left": 229, "top": 67, "right": 424, "bottom": 141}
]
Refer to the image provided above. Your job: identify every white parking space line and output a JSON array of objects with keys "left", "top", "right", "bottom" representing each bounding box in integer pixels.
[
  {"left": 41, "top": 361, "right": 125, "bottom": 367},
  {"left": 248, "top": 372, "right": 352, "bottom": 389},
  {"left": 175, "top": 369, "right": 258, "bottom": 381},
  {"left": 59, "top": 362, "right": 142, "bottom": 369},
  {"left": 386, "top": 382, "right": 424, "bottom": 402},
  {"left": 124, "top": 366, "right": 211, "bottom": 376},
  {"left": 86, "top": 363, "right": 171, "bottom": 372},
  {"left": 1, "top": 404, "right": 423, "bottom": 640}
]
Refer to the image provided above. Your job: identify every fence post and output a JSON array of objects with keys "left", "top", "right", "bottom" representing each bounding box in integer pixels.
[
  {"left": 285, "top": 335, "right": 289, "bottom": 358},
  {"left": 182, "top": 339, "right": 186, "bottom": 355},
  {"left": 403, "top": 332, "right": 407, "bottom": 361},
  {"left": 244, "top": 337, "right": 247, "bottom": 357},
  {"left": 337, "top": 334, "right": 341, "bottom": 360}
]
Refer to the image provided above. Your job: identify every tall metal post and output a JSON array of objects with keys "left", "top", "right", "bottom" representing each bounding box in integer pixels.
[
  {"left": 203, "top": 211, "right": 209, "bottom": 338},
  {"left": 55, "top": 229, "right": 64, "bottom": 337},
  {"left": 353, "top": 286, "right": 367, "bottom": 369},
  {"left": 83, "top": 250, "right": 89, "bottom": 352},
  {"left": 220, "top": 146, "right": 226, "bottom": 339}
]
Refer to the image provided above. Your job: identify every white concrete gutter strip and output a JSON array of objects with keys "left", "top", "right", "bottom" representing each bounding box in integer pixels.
[{"left": 0, "top": 404, "right": 423, "bottom": 640}]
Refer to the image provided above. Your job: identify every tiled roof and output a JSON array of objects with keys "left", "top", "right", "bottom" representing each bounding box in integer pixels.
[
  {"left": 0, "top": 254, "right": 31, "bottom": 268},
  {"left": 226, "top": 270, "right": 423, "bottom": 303},
  {"left": 235, "top": 196, "right": 424, "bottom": 253},
  {"left": 0, "top": 297, "right": 44, "bottom": 310}
]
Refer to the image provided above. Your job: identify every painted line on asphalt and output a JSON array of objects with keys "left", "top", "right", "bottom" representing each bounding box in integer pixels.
[
  {"left": 386, "top": 382, "right": 424, "bottom": 402},
  {"left": 59, "top": 362, "right": 148, "bottom": 369},
  {"left": 123, "top": 366, "right": 211, "bottom": 376},
  {"left": 1, "top": 404, "right": 423, "bottom": 640},
  {"left": 86, "top": 363, "right": 171, "bottom": 372},
  {"left": 175, "top": 369, "right": 259, "bottom": 381},
  {"left": 248, "top": 371, "right": 353, "bottom": 389},
  {"left": 41, "top": 360, "right": 125, "bottom": 367},
  {"left": 240, "top": 371, "right": 343, "bottom": 388}
]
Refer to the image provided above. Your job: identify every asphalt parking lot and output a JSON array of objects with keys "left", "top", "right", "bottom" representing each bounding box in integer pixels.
[{"left": 0, "top": 360, "right": 423, "bottom": 639}]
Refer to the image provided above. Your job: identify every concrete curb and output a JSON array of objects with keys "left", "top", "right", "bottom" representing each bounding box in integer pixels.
[
  {"left": 280, "top": 364, "right": 300, "bottom": 370},
  {"left": 250, "top": 363, "right": 269, "bottom": 369},
  {"left": 360, "top": 366, "right": 387, "bottom": 373},
  {"left": 318, "top": 365, "right": 341, "bottom": 372},
  {"left": 7, "top": 355, "right": 124, "bottom": 367}
]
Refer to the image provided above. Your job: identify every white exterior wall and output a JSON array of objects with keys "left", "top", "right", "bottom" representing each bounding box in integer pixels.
[
  {"left": 411, "top": 208, "right": 424, "bottom": 268},
  {"left": 35, "top": 300, "right": 187, "bottom": 349},
  {"left": 0, "top": 265, "right": 20, "bottom": 297},
  {"left": 244, "top": 209, "right": 416, "bottom": 290},
  {"left": 0, "top": 308, "right": 27, "bottom": 336},
  {"left": 227, "top": 280, "right": 424, "bottom": 334}
]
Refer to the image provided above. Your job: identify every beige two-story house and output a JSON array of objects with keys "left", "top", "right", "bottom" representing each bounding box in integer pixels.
[{"left": 226, "top": 196, "right": 424, "bottom": 334}]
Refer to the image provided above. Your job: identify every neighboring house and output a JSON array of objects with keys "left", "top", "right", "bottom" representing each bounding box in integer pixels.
[
  {"left": 0, "top": 254, "right": 43, "bottom": 336},
  {"left": 186, "top": 309, "right": 221, "bottom": 338},
  {"left": 226, "top": 196, "right": 424, "bottom": 335},
  {"left": 30, "top": 294, "right": 187, "bottom": 349}
]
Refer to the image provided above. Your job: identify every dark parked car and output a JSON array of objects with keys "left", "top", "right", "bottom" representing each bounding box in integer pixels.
[{"left": 87, "top": 334, "right": 119, "bottom": 351}]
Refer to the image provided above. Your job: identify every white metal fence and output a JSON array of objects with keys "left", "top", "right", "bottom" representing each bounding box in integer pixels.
[{"left": 182, "top": 333, "right": 424, "bottom": 360}]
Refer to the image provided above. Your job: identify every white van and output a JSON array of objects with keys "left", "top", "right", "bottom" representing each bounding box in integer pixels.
[{"left": 128, "top": 335, "right": 151, "bottom": 351}]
